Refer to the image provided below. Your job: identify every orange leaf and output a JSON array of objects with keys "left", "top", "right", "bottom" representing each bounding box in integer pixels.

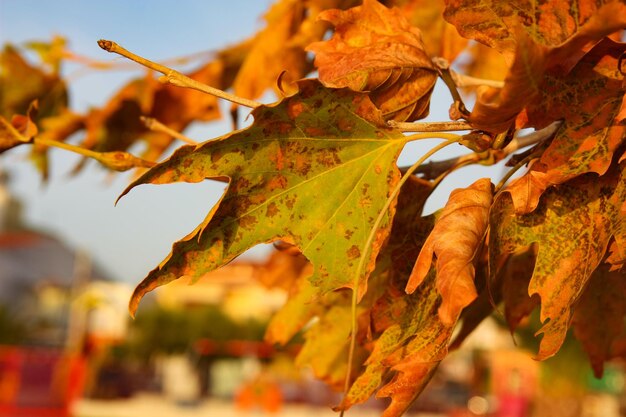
[
  {"left": 444, "top": 0, "right": 626, "bottom": 57},
  {"left": 505, "top": 38, "right": 626, "bottom": 213},
  {"left": 308, "top": 0, "right": 438, "bottom": 122},
  {"left": 490, "top": 166, "right": 625, "bottom": 360},
  {"left": 406, "top": 178, "right": 493, "bottom": 326},
  {"left": 391, "top": 0, "right": 468, "bottom": 61},
  {"left": 460, "top": 2, "right": 626, "bottom": 133},
  {"left": 572, "top": 263, "right": 626, "bottom": 378}
]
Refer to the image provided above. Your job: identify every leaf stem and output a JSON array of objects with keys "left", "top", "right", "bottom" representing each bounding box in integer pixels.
[
  {"left": 34, "top": 137, "right": 154, "bottom": 171},
  {"left": 389, "top": 120, "right": 472, "bottom": 132},
  {"left": 97, "top": 39, "right": 262, "bottom": 109},
  {"left": 140, "top": 116, "right": 198, "bottom": 145},
  {"left": 341, "top": 139, "right": 459, "bottom": 414},
  {"left": 402, "top": 132, "right": 463, "bottom": 143}
]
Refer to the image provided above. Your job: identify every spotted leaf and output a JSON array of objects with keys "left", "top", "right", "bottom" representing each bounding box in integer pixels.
[
  {"left": 124, "top": 80, "right": 407, "bottom": 315},
  {"left": 489, "top": 166, "right": 626, "bottom": 360}
]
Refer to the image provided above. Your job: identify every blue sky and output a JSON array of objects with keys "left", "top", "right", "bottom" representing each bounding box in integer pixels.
[{"left": 0, "top": 1, "right": 498, "bottom": 284}]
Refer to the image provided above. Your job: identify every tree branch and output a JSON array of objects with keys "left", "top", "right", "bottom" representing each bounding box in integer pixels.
[
  {"left": 97, "top": 39, "right": 261, "bottom": 109},
  {"left": 403, "top": 122, "right": 561, "bottom": 179}
]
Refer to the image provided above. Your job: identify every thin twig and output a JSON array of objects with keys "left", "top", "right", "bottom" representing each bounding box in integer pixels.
[
  {"left": 388, "top": 120, "right": 473, "bottom": 132},
  {"left": 432, "top": 57, "right": 470, "bottom": 120},
  {"left": 140, "top": 116, "right": 197, "bottom": 145},
  {"left": 97, "top": 39, "right": 261, "bottom": 109},
  {"left": 501, "top": 121, "right": 561, "bottom": 154}
]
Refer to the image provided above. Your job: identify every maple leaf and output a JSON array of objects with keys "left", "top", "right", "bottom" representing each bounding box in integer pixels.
[
  {"left": 308, "top": 0, "right": 438, "bottom": 122},
  {"left": 500, "top": 248, "right": 539, "bottom": 333},
  {"left": 231, "top": 0, "right": 320, "bottom": 99},
  {"left": 406, "top": 178, "right": 493, "bottom": 326},
  {"left": 295, "top": 295, "right": 370, "bottom": 389},
  {"left": 505, "top": 38, "right": 626, "bottom": 213},
  {"left": 1, "top": 44, "right": 71, "bottom": 179},
  {"left": 571, "top": 263, "right": 626, "bottom": 378},
  {"left": 455, "top": 2, "right": 626, "bottom": 133},
  {"left": 444, "top": 0, "right": 626, "bottom": 57},
  {"left": 489, "top": 166, "right": 626, "bottom": 360},
  {"left": 124, "top": 80, "right": 407, "bottom": 315}
]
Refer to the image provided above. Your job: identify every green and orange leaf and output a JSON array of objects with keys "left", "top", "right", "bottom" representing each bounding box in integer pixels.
[
  {"left": 123, "top": 80, "right": 407, "bottom": 315},
  {"left": 505, "top": 38, "right": 626, "bottom": 213},
  {"left": 490, "top": 165, "right": 626, "bottom": 360}
]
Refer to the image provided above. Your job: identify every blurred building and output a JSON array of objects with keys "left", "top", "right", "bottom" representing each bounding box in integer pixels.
[{"left": 0, "top": 168, "right": 127, "bottom": 347}]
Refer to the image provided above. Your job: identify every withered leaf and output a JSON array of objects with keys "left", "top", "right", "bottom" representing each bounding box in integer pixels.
[
  {"left": 407, "top": 178, "right": 493, "bottom": 326},
  {"left": 489, "top": 166, "right": 626, "bottom": 360},
  {"left": 463, "top": 4, "right": 626, "bottom": 133},
  {"left": 308, "top": 0, "right": 438, "bottom": 122},
  {"left": 82, "top": 61, "right": 222, "bottom": 165},
  {"left": 505, "top": 38, "right": 626, "bottom": 213},
  {"left": 572, "top": 263, "right": 626, "bottom": 378},
  {"left": 124, "top": 80, "right": 407, "bottom": 315},
  {"left": 444, "top": 0, "right": 626, "bottom": 57}
]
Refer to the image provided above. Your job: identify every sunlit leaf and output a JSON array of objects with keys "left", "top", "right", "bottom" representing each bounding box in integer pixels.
[
  {"left": 308, "top": 0, "right": 438, "bottom": 122},
  {"left": 505, "top": 39, "right": 626, "bottom": 212},
  {"left": 407, "top": 178, "right": 493, "bottom": 325},
  {"left": 124, "top": 80, "right": 407, "bottom": 315},
  {"left": 389, "top": 0, "right": 468, "bottom": 61},
  {"left": 490, "top": 166, "right": 626, "bottom": 359}
]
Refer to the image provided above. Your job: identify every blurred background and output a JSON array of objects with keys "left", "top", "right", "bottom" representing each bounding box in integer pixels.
[{"left": 0, "top": 1, "right": 624, "bottom": 416}]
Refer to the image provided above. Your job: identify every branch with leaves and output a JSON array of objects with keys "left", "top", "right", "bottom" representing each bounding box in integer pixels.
[{"left": 1, "top": 1, "right": 626, "bottom": 416}]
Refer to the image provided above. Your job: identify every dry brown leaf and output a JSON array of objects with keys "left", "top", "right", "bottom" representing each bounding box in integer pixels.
[
  {"left": 308, "top": 0, "right": 438, "bottom": 122},
  {"left": 406, "top": 178, "right": 493, "bottom": 325}
]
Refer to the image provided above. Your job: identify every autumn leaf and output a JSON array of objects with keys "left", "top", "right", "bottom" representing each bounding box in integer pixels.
[
  {"left": 406, "top": 178, "right": 493, "bottom": 326},
  {"left": 308, "top": 0, "right": 438, "bottom": 122},
  {"left": 264, "top": 276, "right": 321, "bottom": 347},
  {"left": 457, "top": 2, "right": 626, "bottom": 133},
  {"left": 82, "top": 62, "right": 222, "bottom": 165},
  {"left": 0, "top": 44, "right": 68, "bottom": 119},
  {"left": 571, "top": 263, "right": 626, "bottom": 378},
  {"left": 255, "top": 246, "right": 311, "bottom": 290},
  {"left": 505, "top": 38, "right": 626, "bottom": 213},
  {"left": 444, "top": 0, "right": 626, "bottom": 57},
  {"left": 231, "top": 0, "right": 332, "bottom": 99},
  {"left": 389, "top": 0, "right": 468, "bottom": 61},
  {"left": 489, "top": 166, "right": 626, "bottom": 360},
  {"left": 372, "top": 273, "right": 451, "bottom": 417},
  {"left": 295, "top": 296, "right": 370, "bottom": 389},
  {"left": 123, "top": 80, "right": 407, "bottom": 315},
  {"left": 338, "top": 178, "right": 454, "bottom": 416},
  {"left": 500, "top": 248, "right": 539, "bottom": 333}
]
